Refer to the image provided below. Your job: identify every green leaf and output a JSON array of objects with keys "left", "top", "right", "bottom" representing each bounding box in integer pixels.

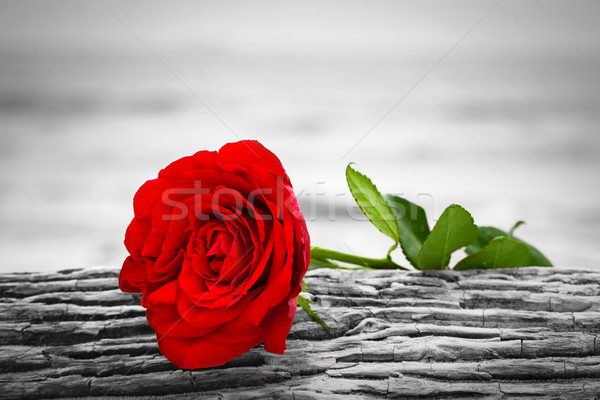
[
  {"left": 346, "top": 164, "right": 400, "bottom": 243},
  {"left": 301, "top": 279, "right": 310, "bottom": 292},
  {"left": 416, "top": 204, "right": 477, "bottom": 270},
  {"left": 525, "top": 244, "right": 553, "bottom": 267},
  {"left": 454, "top": 237, "right": 532, "bottom": 270},
  {"left": 385, "top": 194, "right": 430, "bottom": 268},
  {"left": 297, "top": 295, "right": 330, "bottom": 332},
  {"left": 465, "top": 226, "right": 506, "bottom": 255},
  {"left": 466, "top": 226, "right": 552, "bottom": 267}
]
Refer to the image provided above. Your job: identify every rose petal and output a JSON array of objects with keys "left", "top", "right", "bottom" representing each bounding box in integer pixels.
[
  {"left": 157, "top": 333, "right": 260, "bottom": 369},
  {"left": 147, "top": 303, "right": 218, "bottom": 338},
  {"left": 124, "top": 217, "right": 151, "bottom": 261},
  {"left": 145, "top": 279, "right": 178, "bottom": 307},
  {"left": 119, "top": 256, "right": 146, "bottom": 293},
  {"left": 217, "top": 140, "right": 288, "bottom": 181},
  {"left": 133, "top": 179, "right": 168, "bottom": 218},
  {"left": 260, "top": 296, "right": 298, "bottom": 354}
]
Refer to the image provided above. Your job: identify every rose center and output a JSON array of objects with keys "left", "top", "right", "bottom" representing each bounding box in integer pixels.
[{"left": 206, "top": 227, "right": 233, "bottom": 273}]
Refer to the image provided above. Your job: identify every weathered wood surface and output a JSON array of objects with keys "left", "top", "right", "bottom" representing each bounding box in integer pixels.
[{"left": 1, "top": 267, "right": 600, "bottom": 399}]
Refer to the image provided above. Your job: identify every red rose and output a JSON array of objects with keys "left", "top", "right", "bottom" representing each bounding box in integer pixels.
[{"left": 119, "top": 140, "right": 310, "bottom": 369}]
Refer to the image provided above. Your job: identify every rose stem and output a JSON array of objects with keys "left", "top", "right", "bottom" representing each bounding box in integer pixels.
[{"left": 310, "top": 246, "right": 409, "bottom": 270}]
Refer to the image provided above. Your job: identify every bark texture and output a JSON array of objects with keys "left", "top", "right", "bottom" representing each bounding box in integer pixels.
[{"left": 1, "top": 266, "right": 600, "bottom": 399}]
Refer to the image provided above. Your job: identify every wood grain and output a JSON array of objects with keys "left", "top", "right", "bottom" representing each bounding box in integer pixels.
[{"left": 1, "top": 267, "right": 599, "bottom": 399}]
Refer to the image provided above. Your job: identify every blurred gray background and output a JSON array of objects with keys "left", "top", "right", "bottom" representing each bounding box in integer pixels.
[{"left": 1, "top": 0, "right": 599, "bottom": 272}]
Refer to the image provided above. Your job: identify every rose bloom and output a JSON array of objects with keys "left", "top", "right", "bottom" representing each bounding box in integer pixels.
[{"left": 119, "top": 140, "right": 310, "bottom": 369}]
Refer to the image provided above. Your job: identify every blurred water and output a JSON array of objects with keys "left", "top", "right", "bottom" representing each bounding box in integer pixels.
[{"left": 1, "top": 1, "right": 599, "bottom": 272}]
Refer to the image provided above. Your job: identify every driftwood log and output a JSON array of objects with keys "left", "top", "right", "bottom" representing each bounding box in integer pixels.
[{"left": 1, "top": 266, "right": 600, "bottom": 399}]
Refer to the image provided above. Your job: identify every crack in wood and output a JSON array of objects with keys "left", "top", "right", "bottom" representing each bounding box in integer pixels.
[{"left": 1, "top": 267, "right": 600, "bottom": 399}]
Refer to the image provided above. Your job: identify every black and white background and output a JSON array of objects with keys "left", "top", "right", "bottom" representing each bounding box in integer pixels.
[{"left": 1, "top": 0, "right": 599, "bottom": 273}]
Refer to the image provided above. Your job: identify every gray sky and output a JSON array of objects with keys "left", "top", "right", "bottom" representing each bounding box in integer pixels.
[
  {"left": 1, "top": 1, "right": 599, "bottom": 271},
  {"left": 1, "top": 1, "right": 599, "bottom": 55}
]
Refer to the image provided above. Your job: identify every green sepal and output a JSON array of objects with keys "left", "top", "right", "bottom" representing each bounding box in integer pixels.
[{"left": 297, "top": 295, "right": 330, "bottom": 332}]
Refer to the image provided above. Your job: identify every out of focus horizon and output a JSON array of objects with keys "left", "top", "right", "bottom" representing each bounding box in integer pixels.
[{"left": 1, "top": 1, "right": 599, "bottom": 271}]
